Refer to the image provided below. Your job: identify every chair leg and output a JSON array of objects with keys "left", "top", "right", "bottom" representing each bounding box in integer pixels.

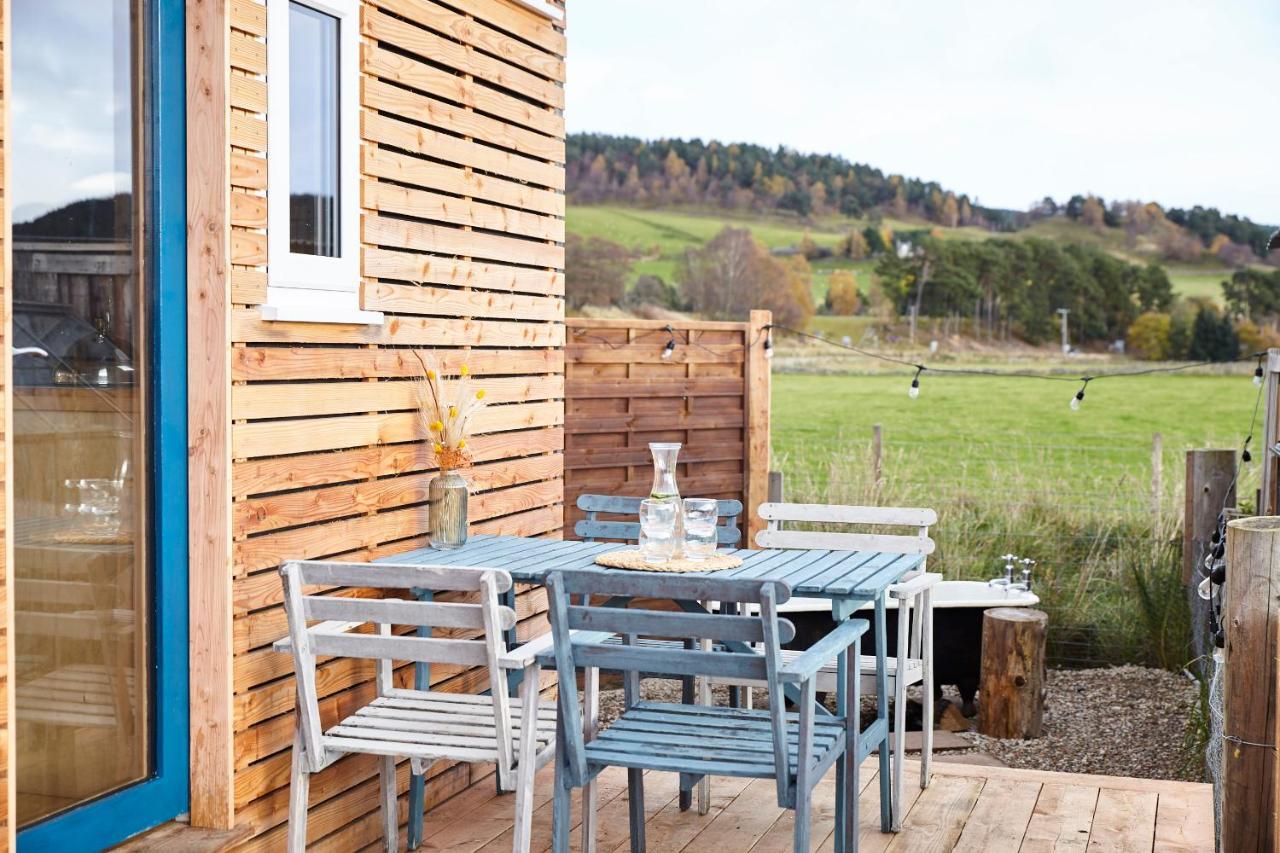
[
  {"left": 921, "top": 588, "right": 934, "bottom": 790},
  {"left": 627, "top": 768, "right": 646, "bottom": 853},
  {"left": 793, "top": 790, "right": 812, "bottom": 853},
  {"left": 845, "top": 638, "right": 861, "bottom": 853},
  {"left": 380, "top": 755, "right": 398, "bottom": 853},
  {"left": 552, "top": 739, "right": 572, "bottom": 853},
  {"left": 287, "top": 728, "right": 310, "bottom": 853},
  {"left": 875, "top": 597, "right": 892, "bottom": 833},
  {"left": 581, "top": 666, "right": 599, "bottom": 853},
  {"left": 697, "top": 638, "right": 711, "bottom": 815},
  {"left": 514, "top": 667, "right": 541, "bottom": 853},
  {"left": 892, "top": 675, "right": 906, "bottom": 831}
]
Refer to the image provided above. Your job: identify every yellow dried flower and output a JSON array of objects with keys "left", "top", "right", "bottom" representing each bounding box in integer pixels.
[
  {"left": 425, "top": 369, "right": 437, "bottom": 380},
  {"left": 459, "top": 365, "right": 470, "bottom": 377},
  {"left": 430, "top": 420, "right": 444, "bottom": 432},
  {"left": 432, "top": 442, "right": 443, "bottom": 453},
  {"left": 475, "top": 389, "right": 486, "bottom": 400},
  {"left": 448, "top": 405, "right": 458, "bottom": 418},
  {"left": 457, "top": 439, "right": 467, "bottom": 450}
]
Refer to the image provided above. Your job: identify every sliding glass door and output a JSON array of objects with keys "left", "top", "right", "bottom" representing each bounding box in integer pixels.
[{"left": 12, "top": 0, "right": 187, "bottom": 846}]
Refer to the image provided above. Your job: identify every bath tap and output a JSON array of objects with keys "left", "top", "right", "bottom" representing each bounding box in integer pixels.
[
  {"left": 989, "top": 553, "right": 1017, "bottom": 591},
  {"left": 1009, "top": 558, "right": 1035, "bottom": 593}
]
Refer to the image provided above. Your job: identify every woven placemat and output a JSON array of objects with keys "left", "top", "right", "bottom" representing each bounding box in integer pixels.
[{"left": 594, "top": 550, "right": 742, "bottom": 573}]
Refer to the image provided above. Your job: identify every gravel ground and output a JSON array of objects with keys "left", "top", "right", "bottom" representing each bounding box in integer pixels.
[
  {"left": 962, "top": 665, "right": 1200, "bottom": 781},
  {"left": 594, "top": 664, "right": 1199, "bottom": 782}
]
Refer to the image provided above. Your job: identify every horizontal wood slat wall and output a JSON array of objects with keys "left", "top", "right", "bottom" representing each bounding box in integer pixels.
[
  {"left": 219, "top": 0, "right": 566, "bottom": 846},
  {"left": 563, "top": 313, "right": 772, "bottom": 545}
]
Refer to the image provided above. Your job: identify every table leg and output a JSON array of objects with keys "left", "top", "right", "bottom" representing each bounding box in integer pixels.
[
  {"left": 679, "top": 637, "right": 694, "bottom": 812},
  {"left": 875, "top": 595, "right": 891, "bottom": 832}
]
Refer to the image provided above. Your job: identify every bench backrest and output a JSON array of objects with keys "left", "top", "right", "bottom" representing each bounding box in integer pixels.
[
  {"left": 279, "top": 560, "right": 516, "bottom": 770},
  {"left": 544, "top": 569, "right": 795, "bottom": 790},
  {"left": 756, "top": 502, "right": 936, "bottom": 565},
  {"left": 574, "top": 494, "right": 743, "bottom": 545}
]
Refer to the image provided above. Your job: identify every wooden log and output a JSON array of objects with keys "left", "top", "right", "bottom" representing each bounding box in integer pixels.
[
  {"left": 1222, "top": 516, "right": 1280, "bottom": 851},
  {"left": 978, "top": 608, "right": 1047, "bottom": 739},
  {"left": 1182, "top": 449, "right": 1236, "bottom": 584}
]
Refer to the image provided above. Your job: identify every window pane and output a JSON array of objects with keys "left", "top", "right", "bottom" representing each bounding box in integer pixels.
[
  {"left": 11, "top": 0, "right": 150, "bottom": 826},
  {"left": 289, "top": 2, "right": 340, "bottom": 258}
]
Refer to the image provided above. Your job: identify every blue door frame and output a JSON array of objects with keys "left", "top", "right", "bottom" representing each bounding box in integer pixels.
[{"left": 16, "top": 0, "right": 189, "bottom": 848}]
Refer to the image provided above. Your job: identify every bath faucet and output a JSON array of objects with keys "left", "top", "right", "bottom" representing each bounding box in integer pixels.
[
  {"left": 989, "top": 554, "right": 1018, "bottom": 591},
  {"left": 1009, "top": 558, "right": 1035, "bottom": 593}
]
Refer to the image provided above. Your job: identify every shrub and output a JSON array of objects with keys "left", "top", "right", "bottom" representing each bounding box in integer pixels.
[
  {"left": 565, "top": 233, "right": 631, "bottom": 309},
  {"left": 1126, "top": 312, "right": 1172, "bottom": 360},
  {"left": 825, "top": 270, "right": 861, "bottom": 315},
  {"left": 627, "top": 275, "right": 678, "bottom": 310}
]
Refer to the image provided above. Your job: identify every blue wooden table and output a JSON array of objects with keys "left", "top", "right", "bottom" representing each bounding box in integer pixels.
[{"left": 383, "top": 534, "right": 924, "bottom": 847}]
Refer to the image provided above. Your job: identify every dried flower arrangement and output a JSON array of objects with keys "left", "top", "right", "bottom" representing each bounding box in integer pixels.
[{"left": 413, "top": 351, "right": 488, "bottom": 472}]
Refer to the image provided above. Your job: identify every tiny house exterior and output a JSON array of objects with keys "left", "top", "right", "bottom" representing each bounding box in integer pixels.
[{"left": 0, "top": 0, "right": 567, "bottom": 847}]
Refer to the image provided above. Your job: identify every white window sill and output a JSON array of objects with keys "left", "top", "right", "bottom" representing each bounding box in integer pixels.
[{"left": 260, "top": 304, "right": 385, "bottom": 325}]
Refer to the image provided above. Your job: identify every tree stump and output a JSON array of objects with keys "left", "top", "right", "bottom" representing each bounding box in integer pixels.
[{"left": 978, "top": 607, "right": 1048, "bottom": 739}]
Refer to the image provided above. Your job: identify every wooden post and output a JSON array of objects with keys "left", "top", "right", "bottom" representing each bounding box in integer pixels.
[
  {"left": 1183, "top": 450, "right": 1236, "bottom": 584},
  {"left": 1222, "top": 516, "right": 1280, "bottom": 851},
  {"left": 744, "top": 310, "right": 772, "bottom": 547},
  {"left": 978, "top": 608, "right": 1047, "bottom": 739},
  {"left": 1150, "top": 432, "right": 1163, "bottom": 534},
  {"left": 767, "top": 470, "right": 784, "bottom": 504},
  {"left": 1261, "top": 349, "right": 1280, "bottom": 515},
  {"left": 872, "top": 424, "right": 883, "bottom": 492}
]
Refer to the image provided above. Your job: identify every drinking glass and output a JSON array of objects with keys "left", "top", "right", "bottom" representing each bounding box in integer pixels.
[
  {"left": 639, "top": 498, "right": 678, "bottom": 564},
  {"left": 682, "top": 498, "right": 718, "bottom": 561}
]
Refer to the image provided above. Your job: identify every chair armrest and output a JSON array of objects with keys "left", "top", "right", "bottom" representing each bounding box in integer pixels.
[
  {"left": 271, "top": 620, "right": 364, "bottom": 653},
  {"left": 889, "top": 572, "right": 942, "bottom": 600},
  {"left": 778, "top": 618, "right": 869, "bottom": 683},
  {"left": 503, "top": 629, "right": 614, "bottom": 669}
]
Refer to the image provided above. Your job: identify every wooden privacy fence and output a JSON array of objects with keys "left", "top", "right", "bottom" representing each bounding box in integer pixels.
[{"left": 563, "top": 311, "right": 772, "bottom": 545}]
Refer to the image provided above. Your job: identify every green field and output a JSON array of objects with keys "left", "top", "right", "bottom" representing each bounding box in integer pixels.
[{"left": 771, "top": 370, "right": 1257, "bottom": 667}]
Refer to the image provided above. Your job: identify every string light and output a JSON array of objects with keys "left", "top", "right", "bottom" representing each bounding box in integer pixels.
[
  {"left": 1069, "top": 378, "right": 1091, "bottom": 412},
  {"left": 660, "top": 325, "right": 676, "bottom": 360},
  {"left": 1255, "top": 355, "right": 1265, "bottom": 388},
  {"left": 763, "top": 327, "right": 774, "bottom": 360},
  {"left": 908, "top": 365, "right": 923, "bottom": 399}
]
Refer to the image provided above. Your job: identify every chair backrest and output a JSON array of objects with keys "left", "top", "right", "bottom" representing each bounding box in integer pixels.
[
  {"left": 574, "top": 494, "right": 743, "bottom": 545},
  {"left": 544, "top": 569, "right": 795, "bottom": 789},
  {"left": 279, "top": 560, "right": 516, "bottom": 771},
  {"left": 755, "top": 503, "right": 936, "bottom": 564}
]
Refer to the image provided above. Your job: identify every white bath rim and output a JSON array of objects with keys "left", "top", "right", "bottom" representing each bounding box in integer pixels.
[{"left": 777, "top": 579, "right": 1041, "bottom": 613}]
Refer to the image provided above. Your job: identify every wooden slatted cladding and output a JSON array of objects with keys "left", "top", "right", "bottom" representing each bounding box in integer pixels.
[
  {"left": 224, "top": 0, "right": 565, "bottom": 847},
  {"left": 0, "top": 2, "right": 11, "bottom": 846},
  {"left": 563, "top": 315, "right": 772, "bottom": 546}
]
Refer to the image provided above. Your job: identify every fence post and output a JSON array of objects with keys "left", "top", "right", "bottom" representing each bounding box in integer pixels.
[
  {"left": 872, "top": 424, "right": 883, "bottom": 493},
  {"left": 1222, "top": 517, "right": 1280, "bottom": 851},
  {"left": 1262, "top": 348, "right": 1280, "bottom": 515},
  {"left": 1183, "top": 450, "right": 1237, "bottom": 584},
  {"left": 1150, "top": 432, "right": 1163, "bottom": 535},
  {"left": 745, "top": 310, "right": 773, "bottom": 547}
]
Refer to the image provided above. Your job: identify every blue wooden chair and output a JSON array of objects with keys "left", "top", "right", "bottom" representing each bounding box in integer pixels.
[
  {"left": 543, "top": 570, "right": 868, "bottom": 853},
  {"left": 574, "top": 494, "right": 743, "bottom": 545}
]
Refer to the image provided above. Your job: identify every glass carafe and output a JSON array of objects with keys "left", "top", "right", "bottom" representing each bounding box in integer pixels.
[{"left": 649, "top": 442, "right": 683, "bottom": 554}]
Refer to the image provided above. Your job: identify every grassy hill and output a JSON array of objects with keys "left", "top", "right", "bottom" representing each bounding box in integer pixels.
[{"left": 566, "top": 204, "right": 1234, "bottom": 309}]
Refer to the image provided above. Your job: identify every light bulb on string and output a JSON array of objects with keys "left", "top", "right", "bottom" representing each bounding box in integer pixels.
[
  {"left": 763, "top": 327, "right": 774, "bottom": 360},
  {"left": 1243, "top": 435, "right": 1253, "bottom": 464},
  {"left": 908, "top": 366, "right": 923, "bottom": 399},
  {"left": 660, "top": 325, "right": 676, "bottom": 360},
  {"left": 1069, "top": 378, "right": 1091, "bottom": 412},
  {"left": 1255, "top": 358, "right": 1265, "bottom": 388}
]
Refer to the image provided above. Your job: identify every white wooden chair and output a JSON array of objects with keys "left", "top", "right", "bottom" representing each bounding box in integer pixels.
[
  {"left": 275, "top": 560, "right": 558, "bottom": 853},
  {"left": 718, "top": 502, "right": 939, "bottom": 831}
]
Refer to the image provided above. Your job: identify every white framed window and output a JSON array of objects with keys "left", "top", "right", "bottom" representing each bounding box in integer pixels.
[{"left": 263, "top": 0, "right": 382, "bottom": 324}]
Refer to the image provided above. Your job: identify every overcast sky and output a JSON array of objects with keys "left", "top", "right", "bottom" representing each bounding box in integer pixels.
[{"left": 567, "top": 0, "right": 1279, "bottom": 223}]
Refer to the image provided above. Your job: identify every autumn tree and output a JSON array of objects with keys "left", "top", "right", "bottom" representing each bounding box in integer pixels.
[
  {"left": 837, "top": 230, "right": 870, "bottom": 260},
  {"left": 565, "top": 233, "right": 631, "bottom": 309},
  {"left": 1081, "top": 196, "right": 1106, "bottom": 229},
  {"left": 677, "top": 227, "right": 813, "bottom": 328},
  {"left": 826, "top": 270, "right": 861, "bottom": 315},
  {"left": 1125, "top": 312, "right": 1172, "bottom": 360}
]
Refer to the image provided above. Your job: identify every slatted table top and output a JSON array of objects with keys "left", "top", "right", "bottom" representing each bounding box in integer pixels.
[{"left": 388, "top": 534, "right": 923, "bottom": 601}]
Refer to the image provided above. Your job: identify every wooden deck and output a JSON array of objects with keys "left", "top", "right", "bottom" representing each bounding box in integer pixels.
[{"left": 401, "top": 758, "right": 1214, "bottom": 853}]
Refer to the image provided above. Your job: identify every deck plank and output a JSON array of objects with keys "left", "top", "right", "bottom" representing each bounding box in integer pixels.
[
  {"left": 745, "top": 772, "right": 840, "bottom": 853},
  {"left": 953, "top": 777, "right": 1041, "bottom": 852},
  {"left": 678, "top": 777, "right": 786, "bottom": 853},
  {"left": 1020, "top": 783, "right": 1099, "bottom": 853},
  {"left": 884, "top": 774, "right": 984, "bottom": 852},
  {"left": 1153, "top": 788, "right": 1215, "bottom": 853},
  {"left": 1087, "top": 788, "right": 1158, "bottom": 853},
  {"left": 609, "top": 773, "right": 751, "bottom": 853}
]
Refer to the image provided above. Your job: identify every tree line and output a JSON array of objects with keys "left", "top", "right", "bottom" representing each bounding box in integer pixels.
[{"left": 569, "top": 133, "right": 1277, "bottom": 267}]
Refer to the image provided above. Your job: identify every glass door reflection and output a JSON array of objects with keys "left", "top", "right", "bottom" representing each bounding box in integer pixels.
[{"left": 11, "top": 0, "right": 151, "bottom": 826}]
